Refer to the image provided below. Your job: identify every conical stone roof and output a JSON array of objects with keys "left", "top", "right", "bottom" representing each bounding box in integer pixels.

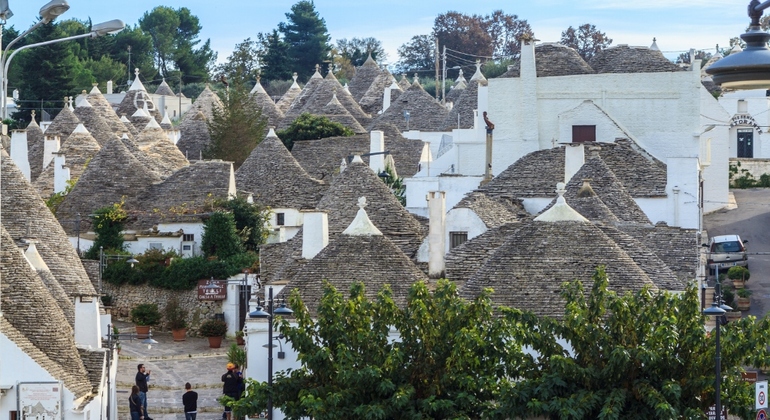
[
  {"left": 87, "top": 85, "right": 133, "bottom": 140},
  {"left": 371, "top": 82, "right": 449, "bottom": 131},
  {"left": 499, "top": 43, "right": 595, "bottom": 78},
  {"left": 276, "top": 73, "right": 302, "bottom": 114},
  {"left": 443, "top": 79, "right": 484, "bottom": 130},
  {"left": 117, "top": 89, "right": 160, "bottom": 124},
  {"left": 347, "top": 53, "right": 382, "bottom": 101},
  {"left": 397, "top": 74, "right": 411, "bottom": 91},
  {"left": 25, "top": 113, "right": 46, "bottom": 180},
  {"left": 358, "top": 71, "right": 398, "bottom": 115},
  {"left": 1, "top": 150, "right": 97, "bottom": 297},
  {"left": 291, "top": 134, "right": 369, "bottom": 181},
  {"left": 34, "top": 124, "right": 101, "bottom": 198},
  {"left": 176, "top": 111, "right": 212, "bottom": 160},
  {"left": 319, "top": 93, "right": 366, "bottom": 133},
  {"left": 296, "top": 70, "right": 371, "bottom": 127},
  {"left": 250, "top": 78, "right": 284, "bottom": 127},
  {"left": 278, "top": 69, "right": 327, "bottom": 129},
  {"left": 45, "top": 100, "right": 81, "bottom": 141},
  {"left": 182, "top": 85, "right": 223, "bottom": 123},
  {"left": 235, "top": 129, "right": 327, "bottom": 209},
  {"left": 73, "top": 94, "right": 117, "bottom": 146},
  {"left": 589, "top": 44, "right": 682, "bottom": 73},
  {"left": 120, "top": 114, "right": 140, "bottom": 138},
  {"left": 459, "top": 219, "right": 658, "bottom": 318},
  {"left": 316, "top": 159, "right": 426, "bottom": 258},
  {"left": 155, "top": 78, "right": 176, "bottom": 96},
  {"left": 0, "top": 227, "right": 93, "bottom": 400},
  {"left": 56, "top": 137, "right": 162, "bottom": 235},
  {"left": 538, "top": 178, "right": 620, "bottom": 223}
]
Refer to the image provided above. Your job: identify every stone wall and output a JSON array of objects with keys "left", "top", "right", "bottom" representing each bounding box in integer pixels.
[
  {"left": 731, "top": 158, "right": 770, "bottom": 182},
  {"left": 102, "top": 283, "right": 222, "bottom": 336}
]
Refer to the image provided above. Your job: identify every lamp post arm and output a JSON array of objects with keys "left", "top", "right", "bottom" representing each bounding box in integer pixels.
[
  {"left": 750, "top": 0, "right": 770, "bottom": 26},
  {"left": 4, "top": 20, "right": 45, "bottom": 57}
]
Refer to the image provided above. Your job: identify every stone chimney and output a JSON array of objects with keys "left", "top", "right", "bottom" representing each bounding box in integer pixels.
[
  {"left": 564, "top": 143, "right": 585, "bottom": 183},
  {"left": 382, "top": 80, "right": 399, "bottom": 113},
  {"left": 520, "top": 39, "right": 537, "bottom": 80},
  {"left": 53, "top": 153, "right": 70, "bottom": 194},
  {"left": 426, "top": 191, "right": 446, "bottom": 277},
  {"left": 107, "top": 80, "right": 113, "bottom": 94},
  {"left": 302, "top": 210, "right": 329, "bottom": 259},
  {"left": 10, "top": 129, "right": 30, "bottom": 181},
  {"left": 43, "top": 135, "right": 60, "bottom": 169},
  {"left": 369, "top": 130, "right": 385, "bottom": 173}
]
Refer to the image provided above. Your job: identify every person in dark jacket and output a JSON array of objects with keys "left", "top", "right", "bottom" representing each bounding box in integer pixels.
[
  {"left": 221, "top": 363, "right": 243, "bottom": 420},
  {"left": 182, "top": 382, "right": 198, "bottom": 420},
  {"left": 129, "top": 385, "right": 145, "bottom": 420},
  {"left": 135, "top": 364, "right": 152, "bottom": 420}
]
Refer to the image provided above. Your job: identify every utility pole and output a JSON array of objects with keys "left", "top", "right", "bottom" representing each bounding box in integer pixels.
[
  {"left": 434, "top": 37, "right": 440, "bottom": 100},
  {"left": 127, "top": 45, "right": 132, "bottom": 87},
  {"left": 178, "top": 73, "right": 183, "bottom": 121},
  {"left": 441, "top": 46, "right": 447, "bottom": 104}
]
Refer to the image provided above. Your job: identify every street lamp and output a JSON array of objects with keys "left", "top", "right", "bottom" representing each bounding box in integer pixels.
[
  {"left": 99, "top": 246, "right": 138, "bottom": 296},
  {"left": 705, "top": 0, "right": 770, "bottom": 89},
  {"left": 0, "top": 16, "right": 124, "bottom": 118},
  {"left": 703, "top": 268, "right": 733, "bottom": 420},
  {"left": 249, "top": 287, "right": 292, "bottom": 420}
]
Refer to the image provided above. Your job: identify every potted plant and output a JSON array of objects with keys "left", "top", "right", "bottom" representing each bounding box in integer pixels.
[
  {"left": 235, "top": 330, "right": 245, "bottom": 346},
  {"left": 727, "top": 266, "right": 750, "bottom": 288},
  {"left": 737, "top": 288, "right": 753, "bottom": 311},
  {"left": 227, "top": 343, "right": 247, "bottom": 368},
  {"left": 164, "top": 297, "right": 188, "bottom": 341},
  {"left": 199, "top": 319, "right": 227, "bottom": 348},
  {"left": 130, "top": 303, "right": 161, "bottom": 338}
]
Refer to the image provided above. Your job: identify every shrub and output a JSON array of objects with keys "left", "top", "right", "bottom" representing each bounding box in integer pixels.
[
  {"left": 201, "top": 211, "right": 244, "bottom": 259},
  {"left": 164, "top": 297, "right": 188, "bottom": 330},
  {"left": 130, "top": 303, "right": 161, "bottom": 326},
  {"left": 84, "top": 200, "right": 127, "bottom": 259},
  {"left": 199, "top": 319, "right": 227, "bottom": 337},
  {"left": 227, "top": 343, "right": 247, "bottom": 367},
  {"left": 276, "top": 113, "right": 354, "bottom": 150},
  {"left": 727, "top": 266, "right": 750, "bottom": 281},
  {"left": 737, "top": 288, "right": 753, "bottom": 298},
  {"left": 103, "top": 259, "right": 143, "bottom": 286}
]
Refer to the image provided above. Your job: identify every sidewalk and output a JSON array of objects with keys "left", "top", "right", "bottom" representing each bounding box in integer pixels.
[{"left": 114, "top": 321, "right": 236, "bottom": 420}]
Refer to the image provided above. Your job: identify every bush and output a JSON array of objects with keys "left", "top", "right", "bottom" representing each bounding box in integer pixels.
[
  {"left": 130, "top": 303, "right": 161, "bottom": 326},
  {"left": 201, "top": 211, "right": 244, "bottom": 259},
  {"left": 199, "top": 319, "right": 227, "bottom": 337},
  {"left": 276, "top": 113, "right": 354, "bottom": 150},
  {"left": 727, "top": 266, "right": 750, "bottom": 281},
  {"left": 103, "top": 259, "right": 143, "bottom": 286},
  {"left": 164, "top": 297, "right": 188, "bottom": 330},
  {"left": 227, "top": 343, "right": 247, "bottom": 367},
  {"left": 737, "top": 288, "right": 753, "bottom": 298}
]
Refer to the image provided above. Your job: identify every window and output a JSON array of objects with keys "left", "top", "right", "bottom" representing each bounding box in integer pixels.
[
  {"left": 276, "top": 213, "right": 285, "bottom": 226},
  {"left": 183, "top": 234, "right": 194, "bottom": 242},
  {"left": 449, "top": 231, "right": 468, "bottom": 249},
  {"left": 572, "top": 125, "right": 596, "bottom": 143},
  {"left": 149, "top": 242, "right": 163, "bottom": 250},
  {"left": 183, "top": 245, "right": 191, "bottom": 251}
]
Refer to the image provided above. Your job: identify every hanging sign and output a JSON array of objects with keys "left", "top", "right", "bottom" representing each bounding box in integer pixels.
[{"left": 197, "top": 278, "right": 227, "bottom": 300}]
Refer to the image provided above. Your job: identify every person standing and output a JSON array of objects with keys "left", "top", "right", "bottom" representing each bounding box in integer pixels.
[
  {"left": 129, "top": 385, "right": 145, "bottom": 420},
  {"left": 221, "top": 363, "right": 243, "bottom": 420},
  {"left": 182, "top": 382, "right": 198, "bottom": 420},
  {"left": 135, "top": 364, "right": 152, "bottom": 420}
]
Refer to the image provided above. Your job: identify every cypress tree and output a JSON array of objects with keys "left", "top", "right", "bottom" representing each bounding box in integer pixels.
[{"left": 278, "top": 1, "right": 331, "bottom": 82}]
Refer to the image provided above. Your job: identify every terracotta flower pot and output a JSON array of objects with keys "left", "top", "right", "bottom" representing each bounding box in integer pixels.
[
  {"left": 135, "top": 325, "right": 151, "bottom": 339},
  {"left": 236, "top": 336, "right": 245, "bottom": 346},
  {"left": 207, "top": 336, "right": 223, "bottom": 348},
  {"left": 172, "top": 328, "right": 187, "bottom": 342}
]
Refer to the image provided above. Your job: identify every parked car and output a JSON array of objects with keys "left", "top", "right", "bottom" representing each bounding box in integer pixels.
[{"left": 707, "top": 234, "right": 748, "bottom": 274}]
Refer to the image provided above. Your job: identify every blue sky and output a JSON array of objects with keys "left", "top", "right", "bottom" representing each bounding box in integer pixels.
[{"left": 7, "top": 0, "right": 751, "bottom": 65}]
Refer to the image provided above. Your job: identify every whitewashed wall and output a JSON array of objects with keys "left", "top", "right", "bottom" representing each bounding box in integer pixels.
[{"left": 444, "top": 208, "right": 489, "bottom": 253}]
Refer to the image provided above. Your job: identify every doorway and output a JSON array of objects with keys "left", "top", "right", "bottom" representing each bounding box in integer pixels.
[{"left": 737, "top": 128, "right": 754, "bottom": 158}]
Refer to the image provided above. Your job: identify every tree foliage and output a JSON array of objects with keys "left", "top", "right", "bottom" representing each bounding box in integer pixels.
[
  {"left": 231, "top": 268, "right": 770, "bottom": 419},
  {"left": 205, "top": 78, "right": 268, "bottom": 168},
  {"left": 84, "top": 200, "right": 128, "bottom": 259},
  {"left": 277, "top": 1, "right": 332, "bottom": 83},
  {"left": 258, "top": 29, "right": 293, "bottom": 82},
  {"left": 396, "top": 34, "right": 435, "bottom": 74},
  {"left": 560, "top": 23, "right": 613, "bottom": 61},
  {"left": 276, "top": 113, "right": 354, "bottom": 151},
  {"left": 215, "top": 38, "right": 263, "bottom": 84},
  {"left": 213, "top": 196, "right": 271, "bottom": 252},
  {"left": 335, "top": 37, "right": 387, "bottom": 67},
  {"left": 201, "top": 211, "right": 244, "bottom": 260}
]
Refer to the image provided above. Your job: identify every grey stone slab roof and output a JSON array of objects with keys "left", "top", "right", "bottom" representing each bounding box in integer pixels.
[
  {"left": 155, "top": 78, "right": 177, "bottom": 96},
  {"left": 598, "top": 139, "right": 667, "bottom": 197},
  {"left": 26, "top": 117, "right": 45, "bottom": 181},
  {"left": 596, "top": 225, "right": 683, "bottom": 290},
  {"left": 141, "top": 132, "right": 189, "bottom": 175},
  {"left": 617, "top": 222, "right": 698, "bottom": 282},
  {"left": 184, "top": 85, "right": 223, "bottom": 123},
  {"left": 120, "top": 115, "right": 140, "bottom": 138},
  {"left": 370, "top": 82, "right": 449, "bottom": 132},
  {"left": 445, "top": 222, "right": 521, "bottom": 287},
  {"left": 479, "top": 147, "right": 564, "bottom": 199},
  {"left": 260, "top": 231, "right": 307, "bottom": 284},
  {"left": 1, "top": 150, "right": 97, "bottom": 297},
  {"left": 45, "top": 103, "right": 81, "bottom": 140},
  {"left": 235, "top": 131, "right": 327, "bottom": 209},
  {"left": 459, "top": 220, "right": 658, "bottom": 318},
  {"left": 443, "top": 79, "right": 484, "bottom": 130},
  {"left": 129, "top": 114, "right": 152, "bottom": 132},
  {"left": 116, "top": 90, "right": 159, "bottom": 123},
  {"left": 358, "top": 71, "right": 397, "bottom": 115},
  {"left": 498, "top": 43, "right": 595, "bottom": 78},
  {"left": 34, "top": 125, "right": 102, "bottom": 199},
  {"left": 277, "top": 233, "right": 427, "bottom": 316},
  {"left": 279, "top": 72, "right": 324, "bottom": 129},
  {"left": 589, "top": 45, "right": 682, "bottom": 74},
  {"left": 176, "top": 111, "right": 212, "bottom": 160},
  {"left": 0, "top": 227, "right": 92, "bottom": 400},
  {"left": 397, "top": 74, "right": 412, "bottom": 91},
  {"left": 291, "top": 134, "right": 369, "bottom": 181},
  {"left": 55, "top": 138, "right": 162, "bottom": 235},
  {"left": 320, "top": 94, "right": 366, "bottom": 133},
  {"left": 276, "top": 77, "right": 303, "bottom": 115},
  {"left": 36, "top": 267, "right": 76, "bottom": 326},
  {"left": 125, "top": 160, "right": 233, "bottom": 228},
  {"left": 78, "top": 347, "right": 107, "bottom": 395},
  {"left": 250, "top": 83, "right": 284, "bottom": 128},
  {"left": 348, "top": 54, "right": 382, "bottom": 101},
  {"left": 444, "top": 84, "right": 465, "bottom": 104},
  {"left": 453, "top": 191, "right": 522, "bottom": 228},
  {"left": 316, "top": 160, "right": 426, "bottom": 258},
  {"left": 87, "top": 86, "right": 134, "bottom": 140},
  {"left": 294, "top": 71, "right": 372, "bottom": 128}
]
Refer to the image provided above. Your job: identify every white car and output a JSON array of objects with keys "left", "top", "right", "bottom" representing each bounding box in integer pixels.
[{"left": 707, "top": 234, "right": 748, "bottom": 274}]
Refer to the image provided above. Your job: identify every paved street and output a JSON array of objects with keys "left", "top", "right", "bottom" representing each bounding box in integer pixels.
[
  {"left": 115, "top": 321, "right": 235, "bottom": 420},
  {"left": 704, "top": 189, "right": 770, "bottom": 319}
]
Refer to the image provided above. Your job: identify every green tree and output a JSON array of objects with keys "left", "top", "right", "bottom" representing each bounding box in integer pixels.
[
  {"left": 259, "top": 29, "right": 293, "bottom": 82},
  {"left": 1, "top": 25, "right": 22, "bottom": 49},
  {"left": 560, "top": 23, "right": 613, "bottom": 61},
  {"left": 111, "top": 24, "right": 157, "bottom": 86},
  {"left": 396, "top": 34, "right": 435, "bottom": 74},
  {"left": 231, "top": 279, "right": 522, "bottom": 419},
  {"left": 205, "top": 78, "right": 268, "bottom": 168},
  {"left": 491, "top": 267, "right": 770, "bottom": 420},
  {"left": 214, "top": 196, "right": 270, "bottom": 252},
  {"left": 278, "top": 1, "right": 332, "bottom": 82},
  {"left": 201, "top": 211, "right": 244, "bottom": 260},
  {"left": 276, "top": 113, "right": 354, "bottom": 151},
  {"left": 335, "top": 37, "right": 388, "bottom": 67},
  {"left": 215, "top": 38, "right": 263, "bottom": 84},
  {"left": 84, "top": 201, "right": 128, "bottom": 259}
]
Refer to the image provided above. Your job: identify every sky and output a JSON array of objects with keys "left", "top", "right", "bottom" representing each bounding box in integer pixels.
[{"left": 6, "top": 0, "right": 752, "bottom": 68}]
